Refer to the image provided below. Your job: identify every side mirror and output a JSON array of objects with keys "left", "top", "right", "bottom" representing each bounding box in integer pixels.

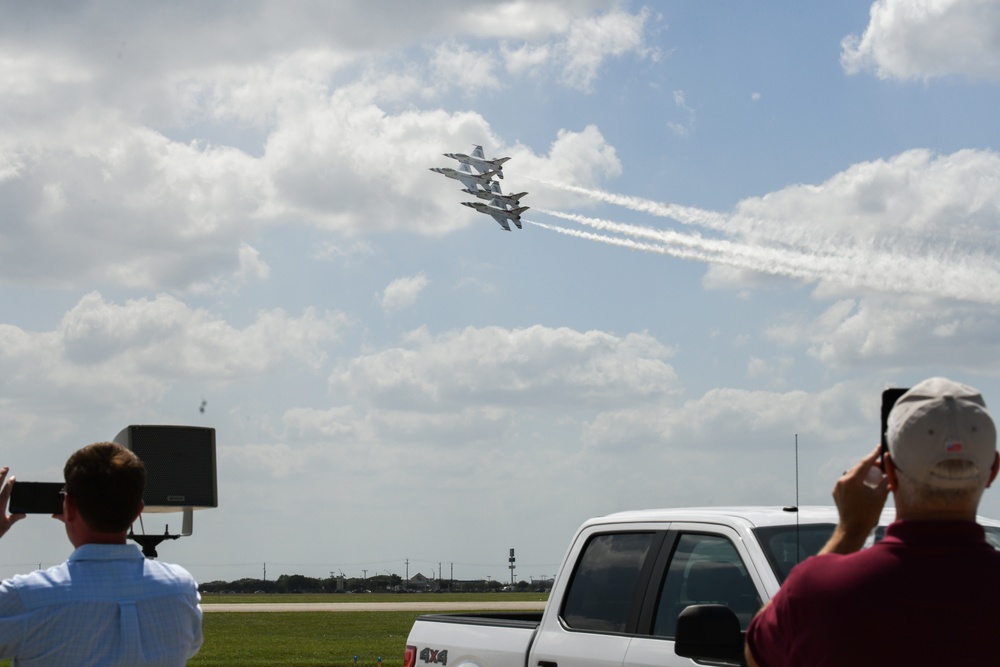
[{"left": 674, "top": 604, "right": 746, "bottom": 666}]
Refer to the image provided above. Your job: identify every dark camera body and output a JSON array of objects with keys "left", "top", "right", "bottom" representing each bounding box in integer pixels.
[
  {"left": 9, "top": 481, "right": 64, "bottom": 515},
  {"left": 881, "top": 388, "right": 910, "bottom": 469}
]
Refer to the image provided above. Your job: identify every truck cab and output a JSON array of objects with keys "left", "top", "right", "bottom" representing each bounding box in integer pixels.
[{"left": 407, "top": 506, "right": 1000, "bottom": 667}]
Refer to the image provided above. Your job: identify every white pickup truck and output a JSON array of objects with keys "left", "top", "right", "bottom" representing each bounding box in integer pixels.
[{"left": 405, "top": 506, "right": 1000, "bottom": 667}]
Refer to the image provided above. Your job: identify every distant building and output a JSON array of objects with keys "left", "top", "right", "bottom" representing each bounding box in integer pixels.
[
  {"left": 408, "top": 573, "right": 440, "bottom": 591},
  {"left": 531, "top": 577, "right": 554, "bottom": 592}
]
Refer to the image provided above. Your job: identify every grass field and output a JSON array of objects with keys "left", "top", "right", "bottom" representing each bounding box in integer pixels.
[
  {"left": 193, "top": 592, "right": 547, "bottom": 667},
  {"left": 0, "top": 593, "right": 547, "bottom": 667},
  {"left": 191, "top": 610, "right": 424, "bottom": 667}
]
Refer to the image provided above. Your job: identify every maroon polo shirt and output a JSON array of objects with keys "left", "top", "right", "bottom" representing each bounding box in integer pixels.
[{"left": 746, "top": 520, "right": 1000, "bottom": 666}]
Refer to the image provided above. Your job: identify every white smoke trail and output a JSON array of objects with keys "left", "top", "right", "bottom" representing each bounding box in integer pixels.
[
  {"left": 531, "top": 179, "right": 731, "bottom": 232},
  {"left": 526, "top": 209, "right": 1000, "bottom": 305},
  {"left": 534, "top": 208, "right": 831, "bottom": 280},
  {"left": 534, "top": 177, "right": 1000, "bottom": 269},
  {"left": 525, "top": 220, "right": 732, "bottom": 266}
]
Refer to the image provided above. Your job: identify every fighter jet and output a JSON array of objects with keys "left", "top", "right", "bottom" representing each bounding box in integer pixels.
[
  {"left": 429, "top": 161, "right": 498, "bottom": 191},
  {"left": 462, "top": 180, "right": 527, "bottom": 207},
  {"left": 444, "top": 145, "right": 511, "bottom": 179},
  {"left": 462, "top": 198, "right": 529, "bottom": 232}
]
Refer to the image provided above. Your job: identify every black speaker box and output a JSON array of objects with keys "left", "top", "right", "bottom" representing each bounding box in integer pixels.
[{"left": 113, "top": 425, "right": 218, "bottom": 511}]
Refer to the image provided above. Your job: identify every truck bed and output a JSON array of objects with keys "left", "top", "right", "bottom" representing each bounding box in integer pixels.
[
  {"left": 414, "top": 611, "right": 542, "bottom": 629},
  {"left": 407, "top": 612, "right": 541, "bottom": 667}
]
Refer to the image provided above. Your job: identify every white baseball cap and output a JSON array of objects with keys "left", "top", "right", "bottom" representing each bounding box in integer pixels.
[{"left": 887, "top": 377, "right": 997, "bottom": 488}]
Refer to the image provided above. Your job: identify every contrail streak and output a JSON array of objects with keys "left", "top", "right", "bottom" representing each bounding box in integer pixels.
[
  {"left": 534, "top": 177, "right": 998, "bottom": 267},
  {"left": 531, "top": 179, "right": 731, "bottom": 231},
  {"left": 525, "top": 208, "right": 1000, "bottom": 305}
]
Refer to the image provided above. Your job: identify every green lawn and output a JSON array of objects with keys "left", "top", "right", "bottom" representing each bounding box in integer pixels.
[
  {"left": 201, "top": 591, "right": 548, "bottom": 604},
  {"left": 191, "top": 610, "right": 423, "bottom": 667},
  {"left": 0, "top": 593, "right": 548, "bottom": 667}
]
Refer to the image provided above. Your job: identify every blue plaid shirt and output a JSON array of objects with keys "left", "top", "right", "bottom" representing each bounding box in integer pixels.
[{"left": 0, "top": 543, "right": 202, "bottom": 666}]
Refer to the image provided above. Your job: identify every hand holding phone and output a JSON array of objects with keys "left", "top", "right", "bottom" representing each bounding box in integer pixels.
[{"left": 0, "top": 467, "right": 27, "bottom": 539}]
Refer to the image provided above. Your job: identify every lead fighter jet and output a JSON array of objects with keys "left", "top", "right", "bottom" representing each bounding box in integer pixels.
[
  {"left": 429, "top": 161, "right": 498, "bottom": 191},
  {"left": 444, "top": 145, "right": 510, "bottom": 179},
  {"left": 462, "top": 198, "right": 529, "bottom": 232}
]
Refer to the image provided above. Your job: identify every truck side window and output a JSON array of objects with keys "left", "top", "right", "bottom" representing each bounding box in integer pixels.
[
  {"left": 561, "top": 532, "right": 655, "bottom": 633},
  {"left": 651, "top": 533, "right": 761, "bottom": 639}
]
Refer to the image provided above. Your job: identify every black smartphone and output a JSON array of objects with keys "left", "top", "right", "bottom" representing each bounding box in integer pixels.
[
  {"left": 880, "top": 388, "right": 909, "bottom": 469},
  {"left": 9, "top": 481, "right": 64, "bottom": 514}
]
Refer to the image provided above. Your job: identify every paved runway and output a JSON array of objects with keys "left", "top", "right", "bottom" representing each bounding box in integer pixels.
[{"left": 202, "top": 600, "right": 547, "bottom": 613}]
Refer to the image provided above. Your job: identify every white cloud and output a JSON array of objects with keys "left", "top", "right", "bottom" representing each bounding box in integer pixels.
[
  {"left": 0, "top": 122, "right": 269, "bottom": 291},
  {"left": 541, "top": 147, "right": 1000, "bottom": 373},
  {"left": 1, "top": 90, "right": 625, "bottom": 289},
  {"left": 501, "top": 42, "right": 552, "bottom": 77},
  {"left": 0, "top": 2, "right": 647, "bottom": 293},
  {"left": 765, "top": 296, "right": 1000, "bottom": 373},
  {"left": 841, "top": 0, "right": 1000, "bottom": 81},
  {"left": 515, "top": 125, "right": 623, "bottom": 209},
  {"left": 667, "top": 89, "right": 696, "bottom": 136},
  {"left": 311, "top": 239, "right": 376, "bottom": 263},
  {"left": 380, "top": 273, "right": 430, "bottom": 312},
  {"left": 0, "top": 292, "right": 349, "bottom": 412},
  {"left": 328, "top": 324, "right": 679, "bottom": 411},
  {"left": 429, "top": 43, "right": 502, "bottom": 92},
  {"left": 747, "top": 355, "right": 793, "bottom": 386},
  {"left": 560, "top": 6, "right": 659, "bottom": 91}
]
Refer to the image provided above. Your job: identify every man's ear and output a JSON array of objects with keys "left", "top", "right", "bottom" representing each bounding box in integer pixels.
[
  {"left": 62, "top": 493, "right": 78, "bottom": 521},
  {"left": 986, "top": 452, "right": 999, "bottom": 488},
  {"left": 884, "top": 454, "right": 899, "bottom": 491}
]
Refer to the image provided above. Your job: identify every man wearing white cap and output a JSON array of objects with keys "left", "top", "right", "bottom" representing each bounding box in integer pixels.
[{"left": 746, "top": 377, "right": 1000, "bottom": 666}]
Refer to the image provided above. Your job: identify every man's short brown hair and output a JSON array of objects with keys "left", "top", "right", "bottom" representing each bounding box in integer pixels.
[{"left": 63, "top": 442, "right": 146, "bottom": 532}]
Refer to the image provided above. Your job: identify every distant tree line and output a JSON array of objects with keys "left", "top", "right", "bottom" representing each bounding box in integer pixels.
[{"left": 198, "top": 572, "right": 547, "bottom": 594}]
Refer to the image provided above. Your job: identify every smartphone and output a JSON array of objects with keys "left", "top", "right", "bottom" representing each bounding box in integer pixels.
[
  {"left": 880, "top": 388, "right": 909, "bottom": 469},
  {"left": 9, "top": 481, "right": 64, "bottom": 515}
]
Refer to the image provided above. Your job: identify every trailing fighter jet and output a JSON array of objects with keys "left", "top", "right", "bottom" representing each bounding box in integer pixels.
[
  {"left": 444, "top": 145, "right": 510, "bottom": 179},
  {"left": 462, "top": 180, "right": 527, "bottom": 207},
  {"left": 462, "top": 198, "right": 529, "bottom": 231},
  {"left": 429, "top": 161, "right": 498, "bottom": 191}
]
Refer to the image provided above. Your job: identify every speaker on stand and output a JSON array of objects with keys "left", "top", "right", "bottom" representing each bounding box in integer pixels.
[{"left": 113, "top": 425, "right": 218, "bottom": 557}]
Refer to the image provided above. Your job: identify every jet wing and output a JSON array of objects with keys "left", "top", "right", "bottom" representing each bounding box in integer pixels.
[
  {"left": 462, "top": 200, "right": 513, "bottom": 231},
  {"left": 489, "top": 213, "right": 512, "bottom": 231},
  {"left": 430, "top": 165, "right": 496, "bottom": 191}
]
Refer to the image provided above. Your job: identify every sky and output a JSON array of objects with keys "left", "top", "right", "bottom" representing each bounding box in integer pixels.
[{"left": 4, "top": 0, "right": 1000, "bottom": 585}]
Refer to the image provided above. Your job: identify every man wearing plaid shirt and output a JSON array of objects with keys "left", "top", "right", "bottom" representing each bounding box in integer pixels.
[{"left": 0, "top": 442, "right": 202, "bottom": 666}]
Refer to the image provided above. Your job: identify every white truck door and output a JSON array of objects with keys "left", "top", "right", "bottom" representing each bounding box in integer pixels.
[
  {"left": 623, "top": 524, "right": 766, "bottom": 667},
  {"left": 528, "top": 531, "right": 662, "bottom": 667}
]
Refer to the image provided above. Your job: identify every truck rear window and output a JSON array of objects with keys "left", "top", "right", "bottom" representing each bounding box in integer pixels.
[
  {"left": 752, "top": 524, "right": 837, "bottom": 583},
  {"left": 561, "top": 532, "right": 655, "bottom": 633},
  {"left": 757, "top": 523, "right": 1000, "bottom": 583}
]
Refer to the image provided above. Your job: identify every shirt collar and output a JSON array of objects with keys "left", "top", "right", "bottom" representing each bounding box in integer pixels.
[
  {"left": 67, "top": 543, "right": 146, "bottom": 563},
  {"left": 884, "top": 519, "right": 986, "bottom": 545}
]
